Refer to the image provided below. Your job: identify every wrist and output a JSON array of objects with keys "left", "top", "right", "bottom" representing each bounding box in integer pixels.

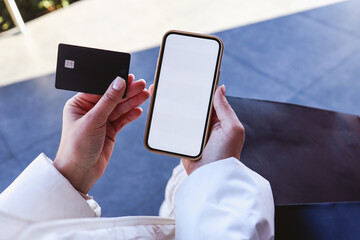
[
  {"left": 182, "top": 159, "right": 206, "bottom": 175},
  {"left": 54, "top": 156, "right": 96, "bottom": 194}
]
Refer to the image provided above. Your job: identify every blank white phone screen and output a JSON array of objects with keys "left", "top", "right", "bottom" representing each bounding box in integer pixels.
[{"left": 148, "top": 33, "right": 220, "bottom": 157}]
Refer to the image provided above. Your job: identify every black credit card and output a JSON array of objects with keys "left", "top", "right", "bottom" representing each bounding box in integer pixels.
[{"left": 55, "top": 43, "right": 131, "bottom": 96}]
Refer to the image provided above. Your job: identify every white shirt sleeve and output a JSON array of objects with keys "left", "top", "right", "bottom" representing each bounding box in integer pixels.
[
  {"left": 0, "top": 153, "right": 100, "bottom": 223},
  {"left": 175, "top": 157, "right": 275, "bottom": 240}
]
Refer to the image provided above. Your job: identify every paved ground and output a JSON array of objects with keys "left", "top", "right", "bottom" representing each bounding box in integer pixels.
[{"left": 1, "top": 0, "right": 359, "bottom": 217}]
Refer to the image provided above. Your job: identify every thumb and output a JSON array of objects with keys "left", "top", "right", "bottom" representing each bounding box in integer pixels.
[
  {"left": 213, "top": 85, "right": 241, "bottom": 131},
  {"left": 149, "top": 84, "right": 154, "bottom": 96},
  {"left": 87, "top": 76, "right": 126, "bottom": 125}
]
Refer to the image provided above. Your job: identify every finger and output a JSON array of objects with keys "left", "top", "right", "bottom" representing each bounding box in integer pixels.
[
  {"left": 73, "top": 75, "right": 138, "bottom": 105},
  {"left": 66, "top": 93, "right": 101, "bottom": 113},
  {"left": 87, "top": 76, "right": 126, "bottom": 125},
  {"left": 213, "top": 85, "right": 243, "bottom": 131},
  {"left": 72, "top": 92, "right": 102, "bottom": 105},
  {"left": 128, "top": 73, "right": 135, "bottom": 86},
  {"left": 149, "top": 84, "right": 154, "bottom": 96},
  {"left": 113, "top": 107, "right": 143, "bottom": 133},
  {"left": 210, "top": 107, "right": 219, "bottom": 126},
  {"left": 124, "top": 79, "right": 147, "bottom": 100},
  {"left": 73, "top": 73, "right": 135, "bottom": 105},
  {"left": 108, "top": 89, "right": 149, "bottom": 121}
]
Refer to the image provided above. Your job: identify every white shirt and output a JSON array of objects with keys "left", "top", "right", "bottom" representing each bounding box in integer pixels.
[{"left": 0, "top": 153, "right": 274, "bottom": 240}]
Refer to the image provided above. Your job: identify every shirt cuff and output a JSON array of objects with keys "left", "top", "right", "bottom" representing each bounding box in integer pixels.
[
  {"left": 175, "top": 157, "right": 274, "bottom": 239},
  {"left": 0, "top": 153, "right": 100, "bottom": 222}
]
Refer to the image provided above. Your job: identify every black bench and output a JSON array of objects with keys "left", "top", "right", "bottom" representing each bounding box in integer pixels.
[{"left": 228, "top": 96, "right": 360, "bottom": 240}]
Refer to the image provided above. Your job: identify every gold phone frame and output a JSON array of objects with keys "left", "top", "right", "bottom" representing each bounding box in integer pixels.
[{"left": 144, "top": 30, "right": 224, "bottom": 161}]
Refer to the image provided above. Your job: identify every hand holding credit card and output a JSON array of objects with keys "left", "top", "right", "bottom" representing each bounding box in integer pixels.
[{"left": 55, "top": 43, "right": 131, "bottom": 97}]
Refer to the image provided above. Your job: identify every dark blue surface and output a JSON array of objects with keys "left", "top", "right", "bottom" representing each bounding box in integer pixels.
[
  {"left": 275, "top": 201, "right": 360, "bottom": 240},
  {"left": 0, "top": 130, "right": 11, "bottom": 158},
  {"left": 219, "top": 53, "right": 296, "bottom": 102},
  {"left": 301, "top": 0, "right": 360, "bottom": 38},
  {"left": 289, "top": 50, "right": 360, "bottom": 115},
  {"left": 0, "top": 157, "right": 23, "bottom": 192},
  {"left": 217, "top": 12, "right": 360, "bottom": 92},
  {"left": 0, "top": 74, "right": 73, "bottom": 154},
  {"left": 1, "top": 1, "right": 360, "bottom": 217}
]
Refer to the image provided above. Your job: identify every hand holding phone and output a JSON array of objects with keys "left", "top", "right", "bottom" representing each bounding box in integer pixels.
[
  {"left": 145, "top": 30, "right": 224, "bottom": 160},
  {"left": 181, "top": 85, "right": 245, "bottom": 174},
  {"left": 148, "top": 83, "right": 245, "bottom": 174}
]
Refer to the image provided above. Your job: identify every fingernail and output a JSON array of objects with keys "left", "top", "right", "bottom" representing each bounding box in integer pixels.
[
  {"left": 129, "top": 73, "right": 135, "bottom": 79},
  {"left": 221, "top": 84, "right": 226, "bottom": 95},
  {"left": 113, "top": 76, "right": 125, "bottom": 90}
]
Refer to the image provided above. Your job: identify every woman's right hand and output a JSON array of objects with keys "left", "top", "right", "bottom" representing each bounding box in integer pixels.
[{"left": 148, "top": 84, "right": 245, "bottom": 175}]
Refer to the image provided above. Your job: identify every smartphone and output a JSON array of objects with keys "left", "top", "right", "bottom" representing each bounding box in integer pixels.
[{"left": 144, "top": 30, "right": 223, "bottom": 160}]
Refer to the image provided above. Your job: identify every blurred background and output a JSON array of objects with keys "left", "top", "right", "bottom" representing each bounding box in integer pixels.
[
  {"left": 0, "top": 0, "right": 359, "bottom": 217},
  {"left": 0, "top": 0, "right": 78, "bottom": 33}
]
